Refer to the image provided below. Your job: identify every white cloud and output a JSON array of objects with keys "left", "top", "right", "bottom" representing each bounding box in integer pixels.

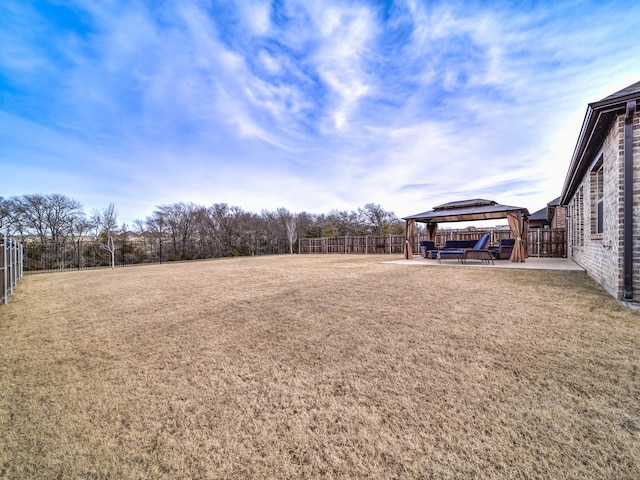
[
  {"left": 304, "top": 3, "right": 377, "bottom": 130},
  {"left": 3, "top": 0, "right": 640, "bottom": 225},
  {"left": 236, "top": 0, "right": 272, "bottom": 36},
  {"left": 259, "top": 49, "right": 282, "bottom": 74}
]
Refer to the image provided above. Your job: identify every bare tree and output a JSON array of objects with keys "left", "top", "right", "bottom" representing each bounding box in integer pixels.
[
  {"left": 46, "top": 193, "right": 85, "bottom": 242},
  {"left": 358, "top": 203, "right": 400, "bottom": 235},
  {"left": 68, "top": 216, "right": 93, "bottom": 240},
  {"left": 12, "top": 194, "right": 84, "bottom": 242},
  {"left": 241, "top": 211, "right": 270, "bottom": 255},
  {"left": 153, "top": 202, "right": 203, "bottom": 260},
  {"left": 145, "top": 212, "right": 168, "bottom": 262},
  {"left": 326, "top": 209, "right": 360, "bottom": 236},
  {"left": 13, "top": 194, "right": 49, "bottom": 242},
  {"left": 204, "top": 203, "right": 244, "bottom": 257},
  {"left": 296, "top": 212, "right": 322, "bottom": 238},
  {"left": 131, "top": 218, "right": 149, "bottom": 257},
  {"left": 5, "top": 190, "right": 409, "bottom": 266},
  {"left": 3, "top": 198, "right": 28, "bottom": 240},
  {"left": 92, "top": 203, "right": 119, "bottom": 269},
  {"left": 0, "top": 197, "right": 13, "bottom": 234},
  {"left": 275, "top": 208, "right": 298, "bottom": 254}
]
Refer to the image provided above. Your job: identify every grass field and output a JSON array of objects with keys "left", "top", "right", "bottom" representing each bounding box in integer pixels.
[{"left": 1, "top": 255, "right": 639, "bottom": 479}]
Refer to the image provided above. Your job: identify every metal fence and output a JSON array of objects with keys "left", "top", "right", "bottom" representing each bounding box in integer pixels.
[
  {"left": 299, "top": 228, "right": 566, "bottom": 258},
  {"left": 11, "top": 228, "right": 567, "bottom": 276},
  {"left": 1, "top": 235, "right": 24, "bottom": 304},
  {"left": 20, "top": 237, "right": 292, "bottom": 274}
]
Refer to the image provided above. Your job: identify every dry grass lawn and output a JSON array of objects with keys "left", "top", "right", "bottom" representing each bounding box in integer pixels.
[{"left": 1, "top": 255, "right": 640, "bottom": 479}]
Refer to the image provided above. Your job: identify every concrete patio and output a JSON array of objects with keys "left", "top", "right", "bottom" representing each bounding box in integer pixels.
[{"left": 384, "top": 256, "right": 584, "bottom": 271}]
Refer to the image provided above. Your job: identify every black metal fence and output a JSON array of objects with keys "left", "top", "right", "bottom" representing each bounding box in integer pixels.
[
  {"left": 21, "top": 237, "right": 292, "bottom": 274},
  {"left": 1, "top": 236, "right": 24, "bottom": 304}
]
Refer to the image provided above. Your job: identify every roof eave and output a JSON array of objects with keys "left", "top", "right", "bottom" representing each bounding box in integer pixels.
[
  {"left": 561, "top": 83, "right": 640, "bottom": 206},
  {"left": 560, "top": 105, "right": 624, "bottom": 205}
]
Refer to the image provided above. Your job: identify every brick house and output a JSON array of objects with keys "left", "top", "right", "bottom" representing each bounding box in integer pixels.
[
  {"left": 529, "top": 197, "right": 566, "bottom": 229},
  {"left": 560, "top": 81, "right": 640, "bottom": 300}
]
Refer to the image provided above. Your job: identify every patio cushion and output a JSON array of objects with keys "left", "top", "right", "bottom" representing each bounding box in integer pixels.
[
  {"left": 436, "top": 234, "right": 491, "bottom": 263},
  {"left": 442, "top": 240, "right": 476, "bottom": 249},
  {"left": 473, "top": 234, "right": 490, "bottom": 250}
]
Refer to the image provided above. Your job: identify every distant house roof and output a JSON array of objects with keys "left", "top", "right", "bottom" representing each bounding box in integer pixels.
[
  {"left": 529, "top": 206, "right": 549, "bottom": 223},
  {"left": 403, "top": 198, "right": 529, "bottom": 223},
  {"left": 530, "top": 196, "right": 562, "bottom": 225},
  {"left": 561, "top": 81, "right": 640, "bottom": 204},
  {"left": 547, "top": 196, "right": 561, "bottom": 207}
]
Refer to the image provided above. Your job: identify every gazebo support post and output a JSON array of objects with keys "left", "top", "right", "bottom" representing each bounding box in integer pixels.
[{"left": 404, "top": 220, "right": 409, "bottom": 259}]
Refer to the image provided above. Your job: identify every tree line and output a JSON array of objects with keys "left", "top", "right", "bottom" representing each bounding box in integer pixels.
[{"left": 0, "top": 194, "right": 405, "bottom": 261}]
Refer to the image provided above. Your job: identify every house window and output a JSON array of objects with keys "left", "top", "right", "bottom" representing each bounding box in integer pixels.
[
  {"left": 590, "top": 159, "right": 604, "bottom": 235},
  {"left": 571, "top": 186, "right": 584, "bottom": 247},
  {"left": 570, "top": 202, "right": 575, "bottom": 245},
  {"left": 578, "top": 187, "right": 584, "bottom": 246}
]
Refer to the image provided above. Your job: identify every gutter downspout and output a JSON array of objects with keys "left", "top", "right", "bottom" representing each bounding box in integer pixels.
[{"left": 624, "top": 100, "right": 636, "bottom": 300}]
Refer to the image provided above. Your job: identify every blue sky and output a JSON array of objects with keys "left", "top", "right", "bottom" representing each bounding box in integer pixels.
[{"left": 2, "top": 0, "right": 640, "bottom": 226}]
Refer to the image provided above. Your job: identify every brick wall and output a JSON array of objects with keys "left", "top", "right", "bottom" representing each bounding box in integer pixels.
[
  {"left": 632, "top": 110, "right": 640, "bottom": 299},
  {"left": 551, "top": 206, "right": 566, "bottom": 229},
  {"left": 566, "top": 113, "right": 636, "bottom": 299}
]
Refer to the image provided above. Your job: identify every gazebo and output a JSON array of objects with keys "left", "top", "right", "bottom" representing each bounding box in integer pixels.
[{"left": 402, "top": 199, "right": 530, "bottom": 262}]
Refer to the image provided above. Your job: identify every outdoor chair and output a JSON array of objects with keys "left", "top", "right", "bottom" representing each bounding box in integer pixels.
[
  {"left": 496, "top": 238, "right": 515, "bottom": 259},
  {"left": 436, "top": 234, "right": 493, "bottom": 264},
  {"left": 489, "top": 238, "right": 515, "bottom": 259},
  {"left": 419, "top": 241, "right": 436, "bottom": 258}
]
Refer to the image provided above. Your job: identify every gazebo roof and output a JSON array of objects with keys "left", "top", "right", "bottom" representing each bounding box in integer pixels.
[{"left": 403, "top": 198, "right": 530, "bottom": 223}]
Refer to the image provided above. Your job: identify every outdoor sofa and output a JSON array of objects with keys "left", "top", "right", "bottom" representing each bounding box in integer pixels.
[
  {"left": 436, "top": 234, "right": 493, "bottom": 264},
  {"left": 424, "top": 239, "right": 476, "bottom": 259}
]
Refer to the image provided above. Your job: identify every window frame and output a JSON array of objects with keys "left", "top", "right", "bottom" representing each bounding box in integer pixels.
[{"left": 590, "top": 156, "right": 604, "bottom": 237}]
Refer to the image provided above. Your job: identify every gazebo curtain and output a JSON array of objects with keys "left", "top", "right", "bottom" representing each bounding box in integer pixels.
[
  {"left": 404, "top": 219, "right": 415, "bottom": 259},
  {"left": 522, "top": 216, "right": 529, "bottom": 259},
  {"left": 426, "top": 222, "right": 438, "bottom": 241},
  {"left": 507, "top": 211, "right": 527, "bottom": 262}
]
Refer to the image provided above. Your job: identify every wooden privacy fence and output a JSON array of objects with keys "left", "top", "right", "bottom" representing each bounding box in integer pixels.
[
  {"left": 298, "top": 235, "right": 406, "bottom": 255},
  {"left": 298, "top": 228, "right": 566, "bottom": 258},
  {"left": 1, "top": 235, "right": 24, "bottom": 305},
  {"left": 528, "top": 228, "right": 566, "bottom": 258}
]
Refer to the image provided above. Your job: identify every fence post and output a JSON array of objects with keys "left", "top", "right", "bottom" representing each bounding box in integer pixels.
[
  {"left": 0, "top": 229, "right": 23, "bottom": 304},
  {"left": 13, "top": 240, "right": 18, "bottom": 292},
  {"left": 2, "top": 234, "right": 6, "bottom": 305},
  {"left": 19, "top": 242, "right": 23, "bottom": 279},
  {"left": 9, "top": 238, "right": 14, "bottom": 295}
]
